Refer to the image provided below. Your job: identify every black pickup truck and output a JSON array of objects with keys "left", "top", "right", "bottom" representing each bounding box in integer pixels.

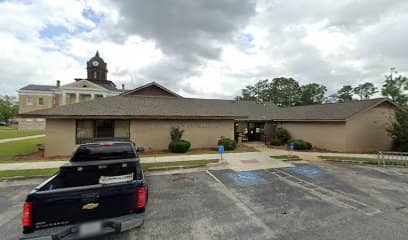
[{"left": 20, "top": 142, "right": 148, "bottom": 240}]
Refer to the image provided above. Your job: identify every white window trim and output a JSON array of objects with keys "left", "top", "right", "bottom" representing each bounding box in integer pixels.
[{"left": 27, "top": 96, "right": 33, "bottom": 106}]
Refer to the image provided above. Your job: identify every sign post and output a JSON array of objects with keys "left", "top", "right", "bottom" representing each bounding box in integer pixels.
[
  {"left": 289, "top": 142, "right": 294, "bottom": 159},
  {"left": 218, "top": 145, "right": 225, "bottom": 164}
]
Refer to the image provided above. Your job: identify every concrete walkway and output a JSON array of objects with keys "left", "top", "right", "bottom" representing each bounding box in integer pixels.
[
  {"left": 255, "top": 146, "right": 378, "bottom": 161},
  {"left": 0, "top": 146, "right": 379, "bottom": 172},
  {"left": 0, "top": 151, "right": 293, "bottom": 171},
  {"left": 0, "top": 134, "right": 45, "bottom": 143}
]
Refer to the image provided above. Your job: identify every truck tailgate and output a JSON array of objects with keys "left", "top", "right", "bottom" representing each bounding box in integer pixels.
[{"left": 29, "top": 181, "right": 141, "bottom": 230}]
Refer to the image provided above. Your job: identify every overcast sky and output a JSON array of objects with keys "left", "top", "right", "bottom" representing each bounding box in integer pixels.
[{"left": 1, "top": 0, "right": 407, "bottom": 98}]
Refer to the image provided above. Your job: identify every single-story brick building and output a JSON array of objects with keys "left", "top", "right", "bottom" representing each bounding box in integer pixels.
[{"left": 20, "top": 82, "right": 397, "bottom": 157}]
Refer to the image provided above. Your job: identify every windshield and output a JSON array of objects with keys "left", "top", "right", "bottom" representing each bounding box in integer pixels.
[{"left": 70, "top": 142, "right": 136, "bottom": 162}]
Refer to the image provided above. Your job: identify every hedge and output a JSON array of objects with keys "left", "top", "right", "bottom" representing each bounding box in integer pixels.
[
  {"left": 289, "top": 139, "right": 312, "bottom": 150},
  {"left": 275, "top": 127, "right": 291, "bottom": 143},
  {"left": 218, "top": 137, "right": 236, "bottom": 150},
  {"left": 168, "top": 140, "right": 191, "bottom": 153}
]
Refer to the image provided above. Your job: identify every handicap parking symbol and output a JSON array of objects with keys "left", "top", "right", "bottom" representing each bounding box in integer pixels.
[
  {"left": 227, "top": 172, "right": 265, "bottom": 186},
  {"left": 288, "top": 165, "right": 325, "bottom": 178}
]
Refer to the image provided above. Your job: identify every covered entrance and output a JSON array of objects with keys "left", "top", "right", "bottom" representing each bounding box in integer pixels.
[{"left": 234, "top": 121, "right": 277, "bottom": 143}]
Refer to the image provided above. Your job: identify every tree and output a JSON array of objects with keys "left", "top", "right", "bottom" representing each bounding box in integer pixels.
[
  {"left": 387, "top": 106, "right": 408, "bottom": 151},
  {"left": 298, "top": 83, "right": 327, "bottom": 105},
  {"left": 269, "top": 77, "right": 301, "bottom": 107},
  {"left": 334, "top": 85, "right": 354, "bottom": 102},
  {"left": 354, "top": 82, "right": 377, "bottom": 100},
  {"left": 236, "top": 78, "right": 327, "bottom": 107},
  {"left": 0, "top": 96, "right": 18, "bottom": 123},
  {"left": 381, "top": 68, "right": 408, "bottom": 105}
]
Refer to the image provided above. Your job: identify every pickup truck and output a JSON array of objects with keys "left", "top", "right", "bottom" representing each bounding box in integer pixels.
[{"left": 20, "top": 142, "right": 148, "bottom": 240}]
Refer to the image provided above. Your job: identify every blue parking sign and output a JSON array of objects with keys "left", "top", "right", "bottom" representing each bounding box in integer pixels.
[
  {"left": 218, "top": 145, "right": 224, "bottom": 154},
  {"left": 289, "top": 142, "right": 294, "bottom": 151}
]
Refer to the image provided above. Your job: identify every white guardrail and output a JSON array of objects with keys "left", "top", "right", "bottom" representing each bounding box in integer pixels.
[{"left": 377, "top": 151, "right": 408, "bottom": 167}]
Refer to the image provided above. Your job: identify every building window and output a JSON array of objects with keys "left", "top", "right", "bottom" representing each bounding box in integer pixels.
[
  {"left": 38, "top": 97, "right": 44, "bottom": 105},
  {"left": 93, "top": 71, "right": 97, "bottom": 79},
  {"left": 76, "top": 120, "right": 130, "bottom": 144},
  {"left": 95, "top": 120, "right": 114, "bottom": 138},
  {"left": 27, "top": 96, "right": 33, "bottom": 106}
]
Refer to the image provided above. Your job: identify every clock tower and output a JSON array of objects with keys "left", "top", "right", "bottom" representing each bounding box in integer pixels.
[{"left": 86, "top": 51, "right": 108, "bottom": 81}]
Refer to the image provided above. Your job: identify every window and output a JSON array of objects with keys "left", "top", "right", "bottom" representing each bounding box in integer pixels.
[
  {"left": 76, "top": 120, "right": 130, "bottom": 144},
  {"left": 27, "top": 96, "right": 33, "bottom": 106},
  {"left": 95, "top": 120, "right": 114, "bottom": 138},
  {"left": 38, "top": 97, "right": 44, "bottom": 105},
  {"left": 93, "top": 71, "right": 97, "bottom": 79}
]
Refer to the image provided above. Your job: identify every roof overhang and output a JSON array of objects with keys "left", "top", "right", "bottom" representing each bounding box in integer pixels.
[
  {"left": 19, "top": 114, "right": 246, "bottom": 120},
  {"left": 273, "top": 119, "right": 346, "bottom": 123}
]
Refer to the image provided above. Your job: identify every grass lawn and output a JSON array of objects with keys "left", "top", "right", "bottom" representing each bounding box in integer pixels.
[
  {"left": 319, "top": 155, "right": 408, "bottom": 166},
  {"left": 0, "top": 159, "right": 219, "bottom": 179},
  {"left": 0, "top": 168, "right": 59, "bottom": 179},
  {"left": 0, "top": 137, "right": 45, "bottom": 160},
  {"left": 0, "top": 125, "right": 44, "bottom": 140},
  {"left": 270, "top": 155, "right": 302, "bottom": 161}
]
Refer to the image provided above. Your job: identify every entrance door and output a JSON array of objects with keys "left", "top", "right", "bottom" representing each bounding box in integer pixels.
[{"left": 247, "top": 122, "right": 264, "bottom": 141}]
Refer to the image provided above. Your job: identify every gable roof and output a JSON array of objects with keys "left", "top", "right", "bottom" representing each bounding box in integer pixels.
[
  {"left": 19, "top": 84, "right": 58, "bottom": 92},
  {"left": 19, "top": 95, "right": 396, "bottom": 122},
  {"left": 273, "top": 98, "right": 397, "bottom": 121},
  {"left": 20, "top": 95, "right": 259, "bottom": 120},
  {"left": 121, "top": 82, "right": 182, "bottom": 97},
  {"left": 86, "top": 79, "right": 122, "bottom": 92}
]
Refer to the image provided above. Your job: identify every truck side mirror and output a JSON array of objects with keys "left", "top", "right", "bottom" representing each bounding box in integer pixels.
[{"left": 136, "top": 147, "right": 144, "bottom": 153}]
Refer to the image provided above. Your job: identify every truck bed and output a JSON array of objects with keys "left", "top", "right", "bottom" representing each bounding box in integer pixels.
[{"left": 24, "top": 159, "right": 145, "bottom": 233}]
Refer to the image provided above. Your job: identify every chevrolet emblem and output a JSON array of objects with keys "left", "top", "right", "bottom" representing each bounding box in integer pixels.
[{"left": 82, "top": 203, "right": 99, "bottom": 210}]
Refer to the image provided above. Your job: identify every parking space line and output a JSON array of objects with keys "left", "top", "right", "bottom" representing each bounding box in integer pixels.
[
  {"left": 205, "top": 170, "right": 279, "bottom": 239},
  {"left": 205, "top": 170, "right": 223, "bottom": 184},
  {"left": 266, "top": 168, "right": 381, "bottom": 216}
]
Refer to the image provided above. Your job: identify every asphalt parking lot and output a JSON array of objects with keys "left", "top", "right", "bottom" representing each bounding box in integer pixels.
[{"left": 1, "top": 162, "right": 408, "bottom": 240}]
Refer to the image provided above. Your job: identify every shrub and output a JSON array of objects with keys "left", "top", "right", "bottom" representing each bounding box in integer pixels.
[
  {"left": 168, "top": 140, "right": 191, "bottom": 153},
  {"left": 217, "top": 137, "right": 237, "bottom": 150},
  {"left": 170, "top": 127, "right": 184, "bottom": 141},
  {"left": 270, "top": 138, "right": 283, "bottom": 146},
  {"left": 289, "top": 139, "right": 312, "bottom": 150},
  {"left": 275, "top": 127, "right": 291, "bottom": 143}
]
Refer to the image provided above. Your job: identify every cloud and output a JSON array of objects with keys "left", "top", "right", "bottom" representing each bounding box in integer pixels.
[{"left": 1, "top": 0, "right": 408, "bottom": 99}]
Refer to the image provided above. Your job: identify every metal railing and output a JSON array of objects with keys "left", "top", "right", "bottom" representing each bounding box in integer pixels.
[{"left": 377, "top": 151, "right": 408, "bottom": 167}]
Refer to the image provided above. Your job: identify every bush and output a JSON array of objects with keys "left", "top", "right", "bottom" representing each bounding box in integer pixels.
[
  {"left": 170, "top": 127, "right": 184, "bottom": 141},
  {"left": 168, "top": 140, "right": 191, "bottom": 153},
  {"left": 275, "top": 127, "right": 291, "bottom": 143},
  {"left": 217, "top": 137, "right": 236, "bottom": 150},
  {"left": 289, "top": 139, "right": 312, "bottom": 150},
  {"left": 270, "top": 138, "right": 283, "bottom": 146}
]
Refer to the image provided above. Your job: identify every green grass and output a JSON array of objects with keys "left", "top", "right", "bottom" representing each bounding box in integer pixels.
[
  {"left": 0, "top": 137, "right": 45, "bottom": 160},
  {"left": 0, "top": 159, "right": 220, "bottom": 179},
  {"left": 141, "top": 159, "right": 219, "bottom": 170},
  {"left": 0, "top": 168, "right": 58, "bottom": 179},
  {"left": 270, "top": 155, "right": 302, "bottom": 161},
  {"left": 319, "top": 156, "right": 408, "bottom": 166},
  {"left": 0, "top": 126, "right": 44, "bottom": 140}
]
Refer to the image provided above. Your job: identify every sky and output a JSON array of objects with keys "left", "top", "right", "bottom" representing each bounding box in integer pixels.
[{"left": 1, "top": 0, "right": 407, "bottom": 99}]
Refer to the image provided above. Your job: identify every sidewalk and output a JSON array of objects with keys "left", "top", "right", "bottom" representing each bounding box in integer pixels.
[
  {"left": 0, "top": 134, "right": 45, "bottom": 143},
  {"left": 0, "top": 151, "right": 292, "bottom": 171},
  {"left": 256, "top": 146, "right": 378, "bottom": 161}
]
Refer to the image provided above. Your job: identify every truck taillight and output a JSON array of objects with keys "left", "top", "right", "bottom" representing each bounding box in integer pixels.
[
  {"left": 22, "top": 202, "right": 32, "bottom": 227},
  {"left": 136, "top": 188, "right": 146, "bottom": 209}
]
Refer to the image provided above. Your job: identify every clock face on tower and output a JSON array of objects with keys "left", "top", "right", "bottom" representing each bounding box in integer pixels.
[{"left": 92, "top": 60, "right": 99, "bottom": 67}]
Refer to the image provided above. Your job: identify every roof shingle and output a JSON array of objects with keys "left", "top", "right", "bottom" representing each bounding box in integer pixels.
[{"left": 20, "top": 96, "right": 395, "bottom": 121}]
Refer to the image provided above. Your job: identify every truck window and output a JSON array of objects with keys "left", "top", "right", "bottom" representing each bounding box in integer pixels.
[{"left": 71, "top": 143, "right": 136, "bottom": 162}]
